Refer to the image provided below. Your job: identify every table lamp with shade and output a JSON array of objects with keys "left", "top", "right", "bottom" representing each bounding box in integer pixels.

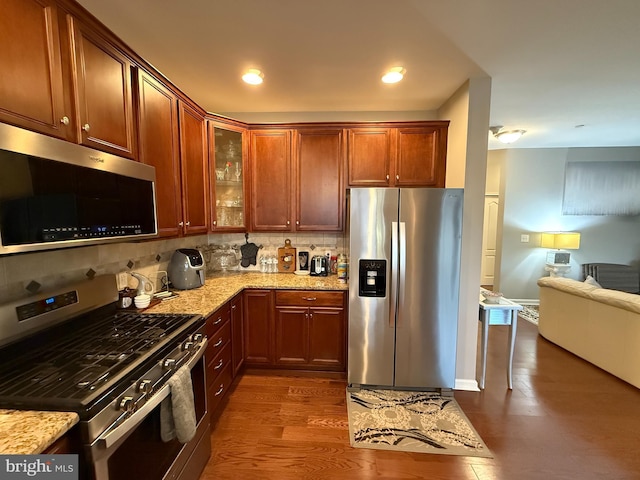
[{"left": 541, "top": 231, "right": 581, "bottom": 276}]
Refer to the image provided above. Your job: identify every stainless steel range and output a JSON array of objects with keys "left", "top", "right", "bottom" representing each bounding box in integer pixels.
[{"left": 0, "top": 275, "right": 210, "bottom": 480}]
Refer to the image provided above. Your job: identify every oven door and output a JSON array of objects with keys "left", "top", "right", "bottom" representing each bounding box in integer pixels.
[{"left": 89, "top": 340, "right": 210, "bottom": 480}]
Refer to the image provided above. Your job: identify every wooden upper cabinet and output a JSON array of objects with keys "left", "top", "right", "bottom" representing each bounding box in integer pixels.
[
  {"left": 294, "top": 129, "right": 345, "bottom": 231},
  {"left": 249, "top": 129, "right": 292, "bottom": 231},
  {"left": 178, "top": 101, "right": 209, "bottom": 235},
  {"left": 208, "top": 121, "right": 248, "bottom": 232},
  {"left": 348, "top": 123, "right": 448, "bottom": 187},
  {"left": 137, "top": 70, "right": 182, "bottom": 238},
  {"left": 66, "top": 15, "right": 136, "bottom": 158},
  {"left": 348, "top": 128, "right": 393, "bottom": 186},
  {"left": 0, "top": 0, "right": 71, "bottom": 140},
  {"left": 395, "top": 126, "right": 447, "bottom": 187}
]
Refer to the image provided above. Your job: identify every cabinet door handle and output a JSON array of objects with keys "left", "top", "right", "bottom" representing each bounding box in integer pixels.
[
  {"left": 214, "top": 359, "right": 224, "bottom": 370},
  {"left": 231, "top": 305, "right": 236, "bottom": 310},
  {"left": 213, "top": 338, "right": 223, "bottom": 348},
  {"left": 60, "top": 116, "right": 69, "bottom": 125},
  {"left": 213, "top": 317, "right": 223, "bottom": 325},
  {"left": 215, "top": 384, "right": 224, "bottom": 396},
  {"left": 82, "top": 123, "right": 90, "bottom": 132},
  {"left": 302, "top": 297, "right": 317, "bottom": 301}
]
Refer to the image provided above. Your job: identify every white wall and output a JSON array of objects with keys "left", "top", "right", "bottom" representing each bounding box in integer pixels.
[
  {"left": 439, "top": 76, "right": 492, "bottom": 391},
  {"left": 497, "top": 147, "right": 640, "bottom": 301}
]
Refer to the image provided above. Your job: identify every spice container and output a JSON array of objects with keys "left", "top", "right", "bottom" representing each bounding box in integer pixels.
[{"left": 337, "top": 254, "right": 348, "bottom": 283}]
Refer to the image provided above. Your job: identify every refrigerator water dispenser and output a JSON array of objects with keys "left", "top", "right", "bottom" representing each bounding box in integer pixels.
[{"left": 358, "top": 259, "right": 386, "bottom": 297}]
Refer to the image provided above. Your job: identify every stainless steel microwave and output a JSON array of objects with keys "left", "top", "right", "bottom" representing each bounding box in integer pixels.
[{"left": 0, "top": 123, "right": 158, "bottom": 255}]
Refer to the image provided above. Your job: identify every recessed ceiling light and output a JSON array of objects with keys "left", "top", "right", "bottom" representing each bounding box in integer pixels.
[
  {"left": 382, "top": 67, "right": 406, "bottom": 84},
  {"left": 242, "top": 69, "right": 264, "bottom": 85}
]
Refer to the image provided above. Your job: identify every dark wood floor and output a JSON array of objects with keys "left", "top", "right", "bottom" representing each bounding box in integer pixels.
[{"left": 201, "top": 319, "right": 640, "bottom": 480}]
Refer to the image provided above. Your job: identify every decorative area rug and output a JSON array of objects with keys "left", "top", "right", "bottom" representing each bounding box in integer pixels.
[
  {"left": 519, "top": 305, "right": 539, "bottom": 325},
  {"left": 347, "top": 389, "right": 492, "bottom": 458}
]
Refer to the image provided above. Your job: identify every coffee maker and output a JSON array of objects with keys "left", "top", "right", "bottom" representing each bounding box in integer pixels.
[{"left": 309, "top": 255, "right": 328, "bottom": 277}]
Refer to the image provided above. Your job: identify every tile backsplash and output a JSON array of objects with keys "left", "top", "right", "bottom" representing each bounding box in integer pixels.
[{"left": 0, "top": 232, "right": 347, "bottom": 304}]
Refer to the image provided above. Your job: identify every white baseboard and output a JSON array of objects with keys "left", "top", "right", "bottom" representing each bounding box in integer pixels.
[
  {"left": 455, "top": 378, "right": 480, "bottom": 391},
  {"left": 511, "top": 298, "right": 539, "bottom": 306}
]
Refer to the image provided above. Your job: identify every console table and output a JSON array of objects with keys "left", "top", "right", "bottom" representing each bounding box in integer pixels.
[{"left": 478, "top": 291, "right": 523, "bottom": 390}]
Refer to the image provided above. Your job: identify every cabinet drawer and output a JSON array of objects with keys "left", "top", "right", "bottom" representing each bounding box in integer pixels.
[
  {"left": 207, "top": 363, "right": 233, "bottom": 414},
  {"left": 205, "top": 305, "right": 231, "bottom": 338},
  {"left": 275, "top": 290, "right": 344, "bottom": 307},
  {"left": 207, "top": 343, "right": 232, "bottom": 387},
  {"left": 206, "top": 323, "right": 231, "bottom": 373}
]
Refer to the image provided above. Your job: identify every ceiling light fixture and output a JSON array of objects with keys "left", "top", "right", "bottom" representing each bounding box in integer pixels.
[
  {"left": 489, "top": 126, "right": 526, "bottom": 144},
  {"left": 382, "top": 67, "right": 406, "bottom": 84},
  {"left": 242, "top": 69, "right": 264, "bottom": 85}
]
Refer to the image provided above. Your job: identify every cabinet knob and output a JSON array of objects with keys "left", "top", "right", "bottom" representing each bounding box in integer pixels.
[
  {"left": 286, "top": 220, "right": 290, "bottom": 225},
  {"left": 82, "top": 123, "right": 90, "bottom": 132},
  {"left": 396, "top": 174, "right": 399, "bottom": 180},
  {"left": 386, "top": 174, "right": 390, "bottom": 181},
  {"left": 296, "top": 220, "right": 300, "bottom": 225},
  {"left": 185, "top": 221, "right": 191, "bottom": 226},
  {"left": 178, "top": 221, "right": 184, "bottom": 227},
  {"left": 213, "top": 220, "right": 217, "bottom": 226},
  {"left": 60, "top": 116, "right": 69, "bottom": 126}
]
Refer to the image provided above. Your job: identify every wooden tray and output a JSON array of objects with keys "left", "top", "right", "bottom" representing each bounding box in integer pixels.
[{"left": 277, "top": 239, "right": 296, "bottom": 273}]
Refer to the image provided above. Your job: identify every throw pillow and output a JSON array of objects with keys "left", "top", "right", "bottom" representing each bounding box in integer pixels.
[{"left": 584, "top": 275, "right": 602, "bottom": 288}]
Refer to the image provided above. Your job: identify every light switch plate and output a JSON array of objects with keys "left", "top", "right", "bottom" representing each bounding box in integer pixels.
[{"left": 520, "top": 234, "right": 530, "bottom": 243}]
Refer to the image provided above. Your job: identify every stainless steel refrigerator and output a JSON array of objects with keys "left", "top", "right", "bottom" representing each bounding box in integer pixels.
[{"left": 348, "top": 188, "right": 463, "bottom": 389}]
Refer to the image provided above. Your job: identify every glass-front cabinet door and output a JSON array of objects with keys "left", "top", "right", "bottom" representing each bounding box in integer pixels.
[{"left": 208, "top": 121, "right": 247, "bottom": 231}]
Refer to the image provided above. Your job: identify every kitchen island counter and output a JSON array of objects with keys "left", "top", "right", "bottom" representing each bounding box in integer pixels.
[
  {"left": 145, "top": 272, "right": 348, "bottom": 318},
  {"left": 0, "top": 409, "right": 79, "bottom": 454}
]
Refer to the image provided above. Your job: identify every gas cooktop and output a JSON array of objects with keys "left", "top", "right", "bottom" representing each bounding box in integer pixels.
[{"left": 0, "top": 303, "right": 203, "bottom": 417}]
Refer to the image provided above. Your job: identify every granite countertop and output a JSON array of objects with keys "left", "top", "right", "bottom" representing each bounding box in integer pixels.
[
  {"left": 145, "top": 271, "right": 349, "bottom": 318},
  {"left": 0, "top": 409, "right": 79, "bottom": 454},
  {"left": 0, "top": 272, "right": 348, "bottom": 454}
]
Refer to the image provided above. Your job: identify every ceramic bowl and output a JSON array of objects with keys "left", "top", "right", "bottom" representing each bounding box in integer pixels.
[
  {"left": 134, "top": 294, "right": 151, "bottom": 309},
  {"left": 481, "top": 291, "right": 503, "bottom": 304}
]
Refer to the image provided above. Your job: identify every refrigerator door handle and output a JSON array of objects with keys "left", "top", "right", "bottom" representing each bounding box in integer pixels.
[
  {"left": 390, "top": 221, "right": 399, "bottom": 327},
  {"left": 398, "top": 221, "right": 407, "bottom": 327}
]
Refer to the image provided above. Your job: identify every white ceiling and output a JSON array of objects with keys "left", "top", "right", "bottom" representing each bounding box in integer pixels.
[{"left": 77, "top": 0, "right": 640, "bottom": 150}]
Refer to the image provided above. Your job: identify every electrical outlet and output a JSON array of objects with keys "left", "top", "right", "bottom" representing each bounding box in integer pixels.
[
  {"left": 520, "top": 234, "right": 530, "bottom": 243},
  {"left": 117, "top": 272, "right": 129, "bottom": 290}
]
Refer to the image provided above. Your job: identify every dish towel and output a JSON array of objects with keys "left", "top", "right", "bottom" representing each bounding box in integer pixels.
[{"left": 160, "top": 365, "right": 197, "bottom": 443}]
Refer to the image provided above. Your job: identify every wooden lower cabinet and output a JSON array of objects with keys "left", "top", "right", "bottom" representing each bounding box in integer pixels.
[
  {"left": 243, "top": 289, "right": 346, "bottom": 371},
  {"left": 243, "top": 290, "right": 274, "bottom": 365},
  {"left": 204, "top": 303, "right": 232, "bottom": 418},
  {"left": 230, "top": 293, "right": 244, "bottom": 376}
]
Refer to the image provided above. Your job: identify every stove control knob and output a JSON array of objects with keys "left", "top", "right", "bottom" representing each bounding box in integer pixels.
[
  {"left": 119, "top": 396, "right": 134, "bottom": 413},
  {"left": 162, "top": 358, "right": 176, "bottom": 370},
  {"left": 182, "top": 341, "right": 195, "bottom": 352},
  {"left": 192, "top": 333, "right": 204, "bottom": 343},
  {"left": 137, "top": 379, "right": 152, "bottom": 394}
]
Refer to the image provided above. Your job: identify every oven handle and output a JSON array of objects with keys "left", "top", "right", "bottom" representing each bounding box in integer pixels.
[{"left": 94, "top": 338, "right": 208, "bottom": 450}]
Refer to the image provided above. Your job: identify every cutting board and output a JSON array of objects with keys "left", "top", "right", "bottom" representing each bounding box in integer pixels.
[{"left": 277, "top": 239, "right": 296, "bottom": 273}]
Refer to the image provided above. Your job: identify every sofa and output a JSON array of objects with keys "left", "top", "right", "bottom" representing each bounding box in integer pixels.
[{"left": 537, "top": 276, "right": 640, "bottom": 389}]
